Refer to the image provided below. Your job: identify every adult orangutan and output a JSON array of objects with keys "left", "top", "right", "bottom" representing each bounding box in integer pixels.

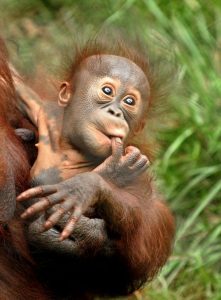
[
  {"left": 0, "top": 37, "right": 48, "bottom": 299},
  {"left": 0, "top": 35, "right": 175, "bottom": 299}
]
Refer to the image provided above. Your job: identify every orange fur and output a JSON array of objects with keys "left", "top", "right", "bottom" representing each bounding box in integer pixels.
[
  {"left": 0, "top": 34, "right": 175, "bottom": 299},
  {"left": 0, "top": 37, "right": 48, "bottom": 299}
]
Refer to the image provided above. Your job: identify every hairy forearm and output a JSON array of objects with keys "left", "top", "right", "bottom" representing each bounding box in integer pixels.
[
  {"left": 0, "top": 156, "right": 16, "bottom": 221},
  {"left": 0, "top": 129, "right": 20, "bottom": 221},
  {"left": 11, "top": 67, "right": 42, "bottom": 126},
  {"left": 96, "top": 173, "right": 175, "bottom": 275},
  {"left": 93, "top": 173, "right": 147, "bottom": 236}
]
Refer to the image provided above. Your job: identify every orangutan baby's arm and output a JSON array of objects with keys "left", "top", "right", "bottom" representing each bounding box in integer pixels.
[
  {"left": 17, "top": 138, "right": 150, "bottom": 239},
  {"left": 17, "top": 159, "right": 174, "bottom": 281}
]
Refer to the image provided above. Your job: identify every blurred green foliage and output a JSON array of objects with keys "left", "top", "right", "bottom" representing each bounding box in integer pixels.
[{"left": 1, "top": 1, "right": 221, "bottom": 299}]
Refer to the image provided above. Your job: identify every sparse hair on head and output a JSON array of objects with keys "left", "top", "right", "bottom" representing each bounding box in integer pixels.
[
  {"left": 63, "top": 30, "right": 176, "bottom": 160},
  {"left": 65, "top": 30, "right": 174, "bottom": 111}
]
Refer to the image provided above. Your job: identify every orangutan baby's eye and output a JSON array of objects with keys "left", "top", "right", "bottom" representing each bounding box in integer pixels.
[
  {"left": 123, "top": 97, "right": 135, "bottom": 106},
  {"left": 102, "top": 86, "right": 113, "bottom": 96}
]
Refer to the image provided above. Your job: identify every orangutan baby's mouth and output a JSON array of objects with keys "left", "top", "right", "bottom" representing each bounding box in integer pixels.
[{"left": 107, "top": 134, "right": 123, "bottom": 140}]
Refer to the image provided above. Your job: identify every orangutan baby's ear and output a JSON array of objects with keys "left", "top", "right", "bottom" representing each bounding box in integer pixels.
[{"left": 58, "top": 82, "right": 71, "bottom": 107}]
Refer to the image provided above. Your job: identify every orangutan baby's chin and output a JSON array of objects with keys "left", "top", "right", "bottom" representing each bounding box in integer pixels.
[{"left": 91, "top": 136, "right": 112, "bottom": 159}]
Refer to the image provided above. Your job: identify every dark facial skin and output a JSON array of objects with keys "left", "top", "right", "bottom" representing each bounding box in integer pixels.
[{"left": 62, "top": 55, "right": 150, "bottom": 161}]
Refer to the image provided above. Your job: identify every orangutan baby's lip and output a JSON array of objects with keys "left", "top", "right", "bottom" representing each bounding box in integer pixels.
[
  {"left": 110, "top": 136, "right": 123, "bottom": 141},
  {"left": 108, "top": 134, "right": 123, "bottom": 141}
]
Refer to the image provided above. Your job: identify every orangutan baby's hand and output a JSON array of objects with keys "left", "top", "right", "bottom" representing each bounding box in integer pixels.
[
  {"left": 17, "top": 172, "right": 105, "bottom": 240},
  {"left": 16, "top": 138, "right": 149, "bottom": 240},
  {"left": 94, "top": 137, "right": 150, "bottom": 187}
]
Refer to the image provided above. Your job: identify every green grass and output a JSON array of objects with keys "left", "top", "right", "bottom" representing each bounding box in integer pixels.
[{"left": 1, "top": 1, "right": 221, "bottom": 299}]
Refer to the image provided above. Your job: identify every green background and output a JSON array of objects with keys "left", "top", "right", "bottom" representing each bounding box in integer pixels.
[{"left": 1, "top": 1, "right": 221, "bottom": 299}]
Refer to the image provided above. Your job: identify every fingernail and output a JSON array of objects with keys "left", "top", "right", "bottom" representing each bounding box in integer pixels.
[
  {"left": 115, "top": 137, "right": 122, "bottom": 144},
  {"left": 60, "top": 231, "right": 69, "bottom": 241},
  {"left": 44, "top": 221, "right": 51, "bottom": 229},
  {"left": 59, "top": 235, "right": 65, "bottom": 241}
]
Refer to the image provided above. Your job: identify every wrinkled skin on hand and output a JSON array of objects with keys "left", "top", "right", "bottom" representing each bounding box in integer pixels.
[
  {"left": 95, "top": 137, "right": 149, "bottom": 187},
  {"left": 17, "top": 137, "right": 149, "bottom": 240}
]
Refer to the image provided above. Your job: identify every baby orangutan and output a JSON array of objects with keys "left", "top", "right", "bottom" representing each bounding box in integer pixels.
[{"left": 15, "top": 43, "right": 175, "bottom": 297}]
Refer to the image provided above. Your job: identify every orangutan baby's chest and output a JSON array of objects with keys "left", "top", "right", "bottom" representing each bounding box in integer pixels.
[
  {"left": 30, "top": 146, "right": 82, "bottom": 186},
  {"left": 30, "top": 108, "right": 90, "bottom": 186}
]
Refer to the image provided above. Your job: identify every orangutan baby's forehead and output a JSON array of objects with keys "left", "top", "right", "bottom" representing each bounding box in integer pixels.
[{"left": 79, "top": 55, "right": 150, "bottom": 91}]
